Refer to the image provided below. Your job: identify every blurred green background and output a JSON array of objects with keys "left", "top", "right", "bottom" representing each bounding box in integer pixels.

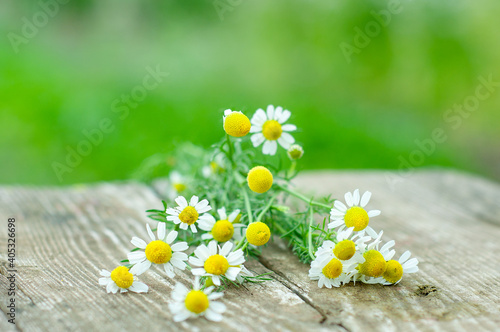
[{"left": 1, "top": 0, "right": 499, "bottom": 185}]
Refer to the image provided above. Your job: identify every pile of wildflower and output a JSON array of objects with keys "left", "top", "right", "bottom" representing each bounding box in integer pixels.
[{"left": 98, "top": 105, "right": 419, "bottom": 322}]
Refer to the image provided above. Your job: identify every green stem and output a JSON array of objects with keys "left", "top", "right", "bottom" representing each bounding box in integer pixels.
[
  {"left": 279, "top": 185, "right": 333, "bottom": 209},
  {"left": 225, "top": 134, "right": 236, "bottom": 168},
  {"left": 256, "top": 194, "right": 278, "bottom": 221},
  {"left": 241, "top": 187, "right": 254, "bottom": 224},
  {"left": 307, "top": 206, "right": 315, "bottom": 260},
  {"left": 287, "top": 160, "right": 297, "bottom": 179},
  {"left": 234, "top": 238, "right": 248, "bottom": 251}
]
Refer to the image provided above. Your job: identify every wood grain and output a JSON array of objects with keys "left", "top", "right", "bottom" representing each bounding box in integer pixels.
[{"left": 0, "top": 170, "right": 499, "bottom": 331}]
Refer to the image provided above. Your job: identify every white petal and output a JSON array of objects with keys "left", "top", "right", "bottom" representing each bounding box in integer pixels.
[
  {"left": 360, "top": 191, "right": 372, "bottom": 207},
  {"left": 263, "top": 140, "right": 277, "bottom": 155},
  {"left": 251, "top": 133, "right": 265, "bottom": 147},
  {"left": 191, "top": 268, "right": 206, "bottom": 275},
  {"left": 228, "top": 209, "right": 240, "bottom": 222},
  {"left": 146, "top": 223, "right": 155, "bottom": 241},
  {"left": 107, "top": 282, "right": 119, "bottom": 294},
  {"left": 180, "top": 222, "right": 188, "bottom": 230},
  {"left": 334, "top": 201, "right": 347, "bottom": 212},
  {"left": 399, "top": 251, "right": 411, "bottom": 264},
  {"left": 217, "top": 207, "right": 227, "bottom": 220},
  {"left": 368, "top": 210, "right": 381, "bottom": 217},
  {"left": 171, "top": 242, "right": 189, "bottom": 252},
  {"left": 127, "top": 251, "right": 146, "bottom": 263},
  {"left": 278, "top": 109, "right": 291, "bottom": 123},
  {"left": 166, "top": 230, "right": 178, "bottom": 244},
  {"left": 170, "top": 258, "right": 186, "bottom": 270},
  {"left": 209, "top": 301, "right": 226, "bottom": 313},
  {"left": 129, "top": 281, "right": 148, "bottom": 293},
  {"left": 166, "top": 207, "right": 179, "bottom": 216},
  {"left": 251, "top": 108, "right": 267, "bottom": 125},
  {"left": 130, "top": 260, "right": 151, "bottom": 275},
  {"left": 164, "top": 263, "right": 175, "bottom": 278},
  {"left": 99, "top": 277, "right": 110, "bottom": 286},
  {"left": 277, "top": 137, "right": 292, "bottom": 149},
  {"left": 172, "top": 252, "right": 188, "bottom": 261},
  {"left": 220, "top": 242, "right": 233, "bottom": 256},
  {"left": 208, "top": 241, "right": 218, "bottom": 255},
  {"left": 189, "top": 257, "right": 205, "bottom": 266},
  {"left": 175, "top": 196, "right": 188, "bottom": 209},
  {"left": 195, "top": 245, "right": 210, "bottom": 260},
  {"left": 344, "top": 192, "right": 353, "bottom": 207},
  {"left": 190, "top": 224, "right": 198, "bottom": 233},
  {"left": 157, "top": 222, "right": 166, "bottom": 241},
  {"left": 353, "top": 189, "right": 360, "bottom": 205},
  {"left": 281, "top": 124, "right": 296, "bottom": 132},
  {"left": 195, "top": 199, "right": 209, "bottom": 210},
  {"left": 405, "top": 266, "right": 419, "bottom": 274},
  {"left": 205, "top": 309, "right": 223, "bottom": 322},
  {"left": 212, "top": 275, "right": 221, "bottom": 286},
  {"left": 280, "top": 132, "right": 295, "bottom": 144},
  {"left": 225, "top": 267, "right": 241, "bottom": 280},
  {"left": 131, "top": 237, "right": 147, "bottom": 249},
  {"left": 274, "top": 106, "right": 283, "bottom": 121},
  {"left": 189, "top": 195, "right": 199, "bottom": 206},
  {"left": 266, "top": 105, "right": 274, "bottom": 120},
  {"left": 100, "top": 269, "right": 111, "bottom": 277},
  {"left": 250, "top": 125, "right": 262, "bottom": 133}
]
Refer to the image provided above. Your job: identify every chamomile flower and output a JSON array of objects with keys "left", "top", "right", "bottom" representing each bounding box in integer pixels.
[
  {"left": 244, "top": 221, "right": 271, "bottom": 246},
  {"left": 367, "top": 250, "right": 419, "bottom": 285},
  {"left": 328, "top": 189, "right": 381, "bottom": 238},
  {"left": 167, "top": 171, "right": 190, "bottom": 200},
  {"left": 198, "top": 207, "right": 244, "bottom": 243},
  {"left": 308, "top": 255, "right": 359, "bottom": 288},
  {"left": 223, "top": 109, "right": 251, "bottom": 137},
  {"left": 287, "top": 144, "right": 304, "bottom": 160},
  {"left": 98, "top": 267, "right": 148, "bottom": 294},
  {"left": 247, "top": 166, "right": 273, "bottom": 194},
  {"left": 314, "top": 227, "right": 368, "bottom": 263},
  {"left": 354, "top": 232, "right": 396, "bottom": 283},
  {"left": 166, "top": 195, "right": 212, "bottom": 233},
  {"left": 202, "top": 154, "right": 225, "bottom": 178},
  {"left": 250, "top": 105, "right": 296, "bottom": 155},
  {"left": 189, "top": 240, "right": 245, "bottom": 286},
  {"left": 127, "top": 222, "right": 189, "bottom": 277},
  {"left": 169, "top": 276, "right": 226, "bottom": 322}
]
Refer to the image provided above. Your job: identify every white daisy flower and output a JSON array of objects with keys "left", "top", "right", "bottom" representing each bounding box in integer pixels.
[
  {"left": 168, "top": 276, "right": 226, "bottom": 322},
  {"left": 328, "top": 189, "right": 381, "bottom": 238},
  {"left": 98, "top": 266, "right": 148, "bottom": 294},
  {"left": 127, "top": 222, "right": 189, "bottom": 277},
  {"left": 189, "top": 240, "right": 245, "bottom": 286},
  {"left": 366, "top": 250, "right": 419, "bottom": 285},
  {"left": 314, "top": 227, "right": 369, "bottom": 263},
  {"left": 250, "top": 105, "right": 296, "bottom": 155},
  {"left": 198, "top": 207, "right": 245, "bottom": 243},
  {"left": 166, "top": 195, "right": 212, "bottom": 233},
  {"left": 167, "top": 171, "right": 190, "bottom": 200},
  {"left": 202, "top": 154, "right": 226, "bottom": 178},
  {"left": 308, "top": 254, "right": 359, "bottom": 288}
]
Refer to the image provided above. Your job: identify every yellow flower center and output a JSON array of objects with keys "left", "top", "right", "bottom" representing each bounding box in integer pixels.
[
  {"left": 145, "top": 240, "right": 172, "bottom": 264},
  {"left": 334, "top": 240, "right": 356, "bottom": 261},
  {"left": 245, "top": 221, "right": 271, "bottom": 246},
  {"left": 344, "top": 207, "right": 369, "bottom": 231},
  {"left": 110, "top": 266, "right": 134, "bottom": 289},
  {"left": 383, "top": 260, "right": 403, "bottom": 283},
  {"left": 204, "top": 254, "right": 229, "bottom": 275},
  {"left": 211, "top": 220, "right": 234, "bottom": 242},
  {"left": 358, "top": 250, "right": 386, "bottom": 277},
  {"left": 179, "top": 206, "right": 199, "bottom": 225},
  {"left": 184, "top": 290, "right": 209, "bottom": 314},
  {"left": 322, "top": 258, "right": 343, "bottom": 279},
  {"left": 247, "top": 166, "right": 273, "bottom": 194},
  {"left": 224, "top": 112, "right": 251, "bottom": 137},
  {"left": 262, "top": 120, "right": 282, "bottom": 140},
  {"left": 174, "top": 183, "right": 187, "bottom": 193}
]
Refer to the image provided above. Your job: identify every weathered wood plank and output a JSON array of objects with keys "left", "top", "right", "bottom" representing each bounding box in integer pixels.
[
  {"left": 0, "top": 182, "right": 327, "bottom": 332},
  {"left": 1, "top": 170, "right": 499, "bottom": 331}
]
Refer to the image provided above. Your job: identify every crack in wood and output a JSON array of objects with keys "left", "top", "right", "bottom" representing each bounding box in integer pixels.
[{"left": 258, "top": 256, "right": 350, "bottom": 332}]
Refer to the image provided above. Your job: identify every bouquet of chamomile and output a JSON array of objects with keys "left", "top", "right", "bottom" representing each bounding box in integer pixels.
[{"left": 98, "top": 106, "right": 419, "bottom": 322}]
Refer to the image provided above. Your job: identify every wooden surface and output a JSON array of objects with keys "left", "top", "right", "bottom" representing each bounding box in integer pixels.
[{"left": 1, "top": 170, "right": 500, "bottom": 332}]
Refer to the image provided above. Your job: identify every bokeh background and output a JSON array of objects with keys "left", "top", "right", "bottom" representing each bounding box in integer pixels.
[{"left": 1, "top": 0, "right": 499, "bottom": 185}]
